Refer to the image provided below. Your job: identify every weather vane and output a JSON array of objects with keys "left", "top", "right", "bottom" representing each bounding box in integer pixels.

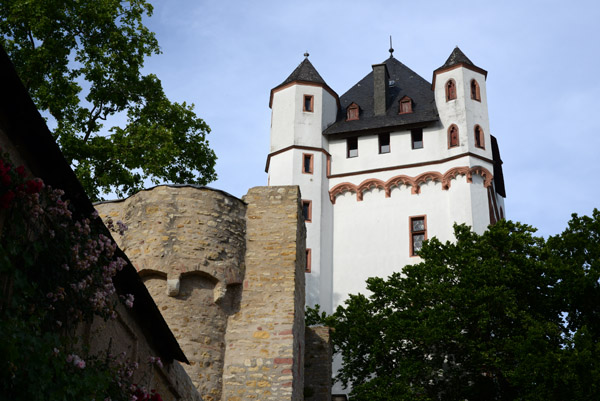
[
  {"left": 304, "top": 51, "right": 309, "bottom": 58},
  {"left": 389, "top": 36, "right": 394, "bottom": 58}
]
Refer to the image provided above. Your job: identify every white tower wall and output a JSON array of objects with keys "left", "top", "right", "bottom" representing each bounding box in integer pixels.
[{"left": 268, "top": 80, "right": 338, "bottom": 311}]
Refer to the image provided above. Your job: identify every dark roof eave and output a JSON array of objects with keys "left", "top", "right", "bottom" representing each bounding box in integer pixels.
[
  {"left": 432, "top": 63, "right": 488, "bottom": 90},
  {"left": 323, "top": 117, "right": 439, "bottom": 137}
]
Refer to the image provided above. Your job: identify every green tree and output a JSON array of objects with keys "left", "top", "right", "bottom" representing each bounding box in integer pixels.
[
  {"left": 315, "top": 214, "right": 600, "bottom": 400},
  {"left": 0, "top": 0, "right": 216, "bottom": 201}
]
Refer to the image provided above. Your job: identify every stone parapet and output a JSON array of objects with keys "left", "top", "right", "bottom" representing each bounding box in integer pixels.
[
  {"left": 97, "top": 186, "right": 247, "bottom": 401},
  {"left": 222, "top": 186, "right": 306, "bottom": 401}
]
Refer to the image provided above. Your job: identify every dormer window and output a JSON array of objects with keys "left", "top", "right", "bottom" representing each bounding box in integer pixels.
[
  {"left": 399, "top": 96, "right": 413, "bottom": 114},
  {"left": 346, "top": 103, "right": 359, "bottom": 121},
  {"left": 446, "top": 79, "right": 457, "bottom": 101},
  {"left": 448, "top": 124, "right": 459, "bottom": 148},
  {"left": 471, "top": 79, "right": 481, "bottom": 101},
  {"left": 303, "top": 95, "right": 314, "bottom": 112}
]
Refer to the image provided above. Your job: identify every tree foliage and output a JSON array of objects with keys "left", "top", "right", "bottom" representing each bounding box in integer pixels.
[
  {"left": 313, "top": 212, "right": 600, "bottom": 400},
  {"left": 0, "top": 0, "right": 217, "bottom": 201}
]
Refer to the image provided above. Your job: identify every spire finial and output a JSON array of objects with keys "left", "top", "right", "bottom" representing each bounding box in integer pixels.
[
  {"left": 389, "top": 35, "right": 394, "bottom": 58},
  {"left": 304, "top": 51, "right": 309, "bottom": 59}
]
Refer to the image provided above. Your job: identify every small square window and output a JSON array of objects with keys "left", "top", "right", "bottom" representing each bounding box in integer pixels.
[
  {"left": 411, "top": 129, "right": 423, "bottom": 149},
  {"left": 410, "top": 216, "right": 427, "bottom": 256},
  {"left": 303, "top": 95, "right": 314, "bottom": 112},
  {"left": 306, "top": 249, "right": 312, "bottom": 273},
  {"left": 302, "top": 200, "right": 312, "bottom": 222},
  {"left": 347, "top": 137, "right": 358, "bottom": 158},
  {"left": 302, "top": 153, "right": 314, "bottom": 174},
  {"left": 379, "top": 133, "right": 390, "bottom": 154}
]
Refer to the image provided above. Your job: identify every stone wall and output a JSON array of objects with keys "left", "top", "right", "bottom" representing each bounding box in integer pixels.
[
  {"left": 85, "top": 302, "right": 202, "bottom": 401},
  {"left": 304, "top": 326, "right": 332, "bottom": 401},
  {"left": 97, "top": 185, "right": 308, "bottom": 401},
  {"left": 96, "top": 186, "right": 246, "bottom": 401},
  {"left": 222, "top": 186, "right": 306, "bottom": 401}
]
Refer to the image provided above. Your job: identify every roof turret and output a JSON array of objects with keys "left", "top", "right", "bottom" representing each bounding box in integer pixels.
[
  {"left": 438, "top": 46, "right": 476, "bottom": 69},
  {"left": 432, "top": 47, "right": 488, "bottom": 89},
  {"left": 276, "top": 57, "right": 327, "bottom": 88},
  {"left": 269, "top": 55, "right": 339, "bottom": 108}
]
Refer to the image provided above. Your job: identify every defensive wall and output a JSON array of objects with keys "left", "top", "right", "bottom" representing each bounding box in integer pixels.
[{"left": 96, "top": 185, "right": 326, "bottom": 401}]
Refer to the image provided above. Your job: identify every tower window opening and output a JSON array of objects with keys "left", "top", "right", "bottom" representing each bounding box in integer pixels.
[
  {"left": 303, "top": 95, "right": 314, "bottom": 112},
  {"left": 411, "top": 128, "right": 423, "bottom": 149},
  {"left": 410, "top": 216, "right": 427, "bottom": 256},
  {"left": 448, "top": 124, "right": 459, "bottom": 148},
  {"left": 347, "top": 137, "right": 358, "bottom": 158},
  {"left": 302, "top": 153, "right": 314, "bottom": 174},
  {"left": 306, "top": 249, "right": 312, "bottom": 273},
  {"left": 474, "top": 125, "right": 485, "bottom": 149},
  {"left": 346, "top": 103, "right": 359, "bottom": 121},
  {"left": 446, "top": 79, "right": 457, "bottom": 101},
  {"left": 379, "top": 133, "right": 390, "bottom": 154},
  {"left": 471, "top": 79, "right": 481, "bottom": 101},
  {"left": 399, "top": 97, "right": 413, "bottom": 114},
  {"left": 302, "top": 200, "right": 312, "bottom": 222}
]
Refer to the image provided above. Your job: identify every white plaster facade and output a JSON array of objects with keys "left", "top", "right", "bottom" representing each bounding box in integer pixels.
[{"left": 266, "top": 49, "right": 506, "bottom": 315}]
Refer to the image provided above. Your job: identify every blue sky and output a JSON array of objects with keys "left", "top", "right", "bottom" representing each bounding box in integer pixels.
[{"left": 138, "top": 0, "right": 600, "bottom": 238}]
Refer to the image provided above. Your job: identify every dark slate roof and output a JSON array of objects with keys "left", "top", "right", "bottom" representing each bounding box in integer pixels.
[
  {"left": 438, "top": 46, "right": 475, "bottom": 69},
  {"left": 270, "top": 57, "right": 339, "bottom": 109},
  {"left": 323, "top": 57, "right": 438, "bottom": 136},
  {"left": 0, "top": 45, "right": 189, "bottom": 364},
  {"left": 275, "top": 57, "right": 326, "bottom": 89},
  {"left": 433, "top": 47, "right": 487, "bottom": 83},
  {"left": 491, "top": 135, "right": 506, "bottom": 198}
]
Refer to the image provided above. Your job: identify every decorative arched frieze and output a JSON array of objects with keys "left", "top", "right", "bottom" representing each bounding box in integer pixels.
[
  {"left": 387, "top": 175, "right": 414, "bottom": 197},
  {"left": 467, "top": 165, "right": 493, "bottom": 188},
  {"left": 329, "top": 182, "right": 358, "bottom": 204},
  {"left": 356, "top": 178, "right": 386, "bottom": 201},
  {"left": 413, "top": 171, "right": 443, "bottom": 194},
  {"left": 441, "top": 166, "right": 470, "bottom": 190},
  {"left": 328, "top": 165, "right": 494, "bottom": 204}
]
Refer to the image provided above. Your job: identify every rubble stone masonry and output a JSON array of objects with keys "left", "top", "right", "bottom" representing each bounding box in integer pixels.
[
  {"left": 222, "top": 186, "right": 306, "bottom": 401},
  {"left": 96, "top": 185, "right": 307, "bottom": 401}
]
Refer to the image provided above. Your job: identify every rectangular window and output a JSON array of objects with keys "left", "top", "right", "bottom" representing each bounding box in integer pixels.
[
  {"left": 303, "top": 95, "right": 314, "bottom": 112},
  {"left": 411, "top": 128, "right": 423, "bottom": 149},
  {"left": 379, "top": 133, "right": 390, "bottom": 154},
  {"left": 347, "top": 137, "right": 358, "bottom": 158},
  {"left": 302, "top": 153, "right": 314, "bottom": 174},
  {"left": 302, "top": 200, "right": 312, "bottom": 222},
  {"left": 410, "top": 215, "right": 426, "bottom": 256},
  {"left": 306, "top": 248, "right": 312, "bottom": 273}
]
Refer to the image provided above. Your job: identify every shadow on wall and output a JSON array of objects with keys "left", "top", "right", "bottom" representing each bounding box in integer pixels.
[{"left": 140, "top": 270, "right": 242, "bottom": 401}]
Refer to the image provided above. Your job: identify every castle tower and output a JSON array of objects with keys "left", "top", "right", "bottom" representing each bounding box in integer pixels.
[
  {"left": 267, "top": 48, "right": 506, "bottom": 315},
  {"left": 267, "top": 55, "right": 339, "bottom": 312}
]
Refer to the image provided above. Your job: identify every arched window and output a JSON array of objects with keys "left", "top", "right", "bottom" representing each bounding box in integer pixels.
[
  {"left": 445, "top": 79, "right": 457, "bottom": 101},
  {"left": 448, "top": 124, "right": 459, "bottom": 148},
  {"left": 399, "top": 96, "right": 413, "bottom": 114},
  {"left": 470, "top": 79, "right": 481, "bottom": 101},
  {"left": 346, "top": 103, "right": 359, "bottom": 121},
  {"left": 474, "top": 125, "right": 485, "bottom": 149}
]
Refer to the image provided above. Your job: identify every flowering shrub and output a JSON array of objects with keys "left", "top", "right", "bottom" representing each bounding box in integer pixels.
[{"left": 0, "top": 151, "right": 163, "bottom": 400}]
